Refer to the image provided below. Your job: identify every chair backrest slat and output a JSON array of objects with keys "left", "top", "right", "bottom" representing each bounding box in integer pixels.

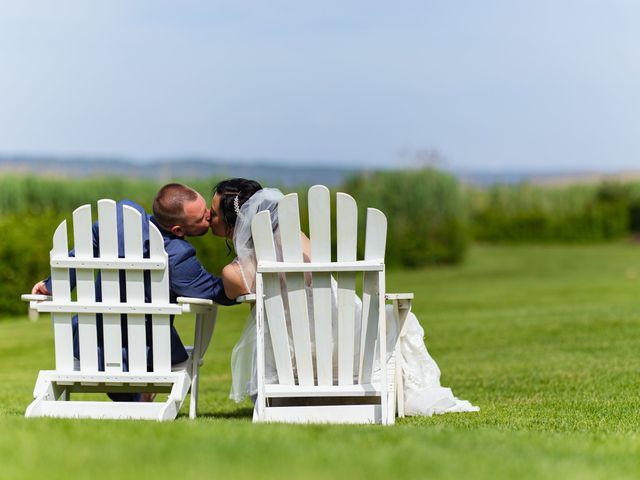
[
  {"left": 336, "top": 193, "right": 358, "bottom": 385},
  {"left": 50, "top": 220, "right": 74, "bottom": 371},
  {"left": 278, "top": 193, "right": 314, "bottom": 386},
  {"left": 122, "top": 205, "right": 148, "bottom": 373},
  {"left": 308, "top": 185, "right": 333, "bottom": 386},
  {"left": 359, "top": 208, "right": 387, "bottom": 382},
  {"left": 149, "top": 220, "right": 171, "bottom": 373},
  {"left": 252, "top": 210, "right": 295, "bottom": 385},
  {"left": 97, "top": 200, "right": 123, "bottom": 372},
  {"left": 73, "top": 204, "right": 99, "bottom": 372}
]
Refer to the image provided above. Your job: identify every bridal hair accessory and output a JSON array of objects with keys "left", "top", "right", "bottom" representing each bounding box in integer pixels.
[{"left": 233, "top": 195, "right": 243, "bottom": 218}]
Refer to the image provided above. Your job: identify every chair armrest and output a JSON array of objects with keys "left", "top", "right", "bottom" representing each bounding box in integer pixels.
[
  {"left": 236, "top": 294, "right": 256, "bottom": 304},
  {"left": 385, "top": 293, "right": 414, "bottom": 353},
  {"left": 385, "top": 293, "right": 413, "bottom": 301},
  {"left": 385, "top": 293, "right": 413, "bottom": 319},
  {"left": 21, "top": 294, "right": 52, "bottom": 302},
  {"left": 177, "top": 297, "right": 214, "bottom": 306},
  {"left": 177, "top": 297, "right": 217, "bottom": 314}
]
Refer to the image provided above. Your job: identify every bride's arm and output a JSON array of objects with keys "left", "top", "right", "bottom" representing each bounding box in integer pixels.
[
  {"left": 301, "top": 232, "right": 311, "bottom": 262},
  {"left": 223, "top": 233, "right": 311, "bottom": 299},
  {"left": 301, "top": 233, "right": 313, "bottom": 285},
  {"left": 222, "top": 262, "right": 251, "bottom": 300}
]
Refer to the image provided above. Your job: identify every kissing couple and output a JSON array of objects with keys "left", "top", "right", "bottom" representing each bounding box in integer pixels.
[{"left": 33, "top": 178, "right": 478, "bottom": 416}]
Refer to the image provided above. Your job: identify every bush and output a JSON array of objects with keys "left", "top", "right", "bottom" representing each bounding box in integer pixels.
[
  {"left": 0, "top": 212, "right": 61, "bottom": 316},
  {"left": 343, "top": 168, "right": 468, "bottom": 267},
  {"left": 469, "top": 182, "right": 631, "bottom": 243}
]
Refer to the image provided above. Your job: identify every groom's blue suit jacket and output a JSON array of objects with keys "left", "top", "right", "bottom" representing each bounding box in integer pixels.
[{"left": 44, "top": 199, "right": 236, "bottom": 369}]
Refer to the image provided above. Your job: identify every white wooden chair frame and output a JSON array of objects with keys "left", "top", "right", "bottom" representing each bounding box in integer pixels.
[
  {"left": 22, "top": 200, "right": 218, "bottom": 421},
  {"left": 240, "top": 186, "right": 413, "bottom": 425}
]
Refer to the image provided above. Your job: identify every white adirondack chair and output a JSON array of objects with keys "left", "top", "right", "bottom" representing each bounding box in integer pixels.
[
  {"left": 22, "top": 200, "right": 218, "bottom": 421},
  {"left": 244, "top": 185, "right": 413, "bottom": 424}
]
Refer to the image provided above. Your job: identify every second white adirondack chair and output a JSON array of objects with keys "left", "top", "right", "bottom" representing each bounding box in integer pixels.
[
  {"left": 246, "top": 185, "right": 413, "bottom": 425},
  {"left": 22, "top": 200, "right": 218, "bottom": 421}
]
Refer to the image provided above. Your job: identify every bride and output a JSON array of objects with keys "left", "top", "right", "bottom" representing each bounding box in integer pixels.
[{"left": 210, "top": 178, "right": 479, "bottom": 417}]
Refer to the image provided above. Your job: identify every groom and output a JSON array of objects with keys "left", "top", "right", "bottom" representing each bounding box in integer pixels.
[{"left": 31, "top": 183, "right": 237, "bottom": 385}]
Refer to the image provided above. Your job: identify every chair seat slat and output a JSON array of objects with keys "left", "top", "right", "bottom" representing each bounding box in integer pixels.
[{"left": 265, "top": 383, "right": 383, "bottom": 397}]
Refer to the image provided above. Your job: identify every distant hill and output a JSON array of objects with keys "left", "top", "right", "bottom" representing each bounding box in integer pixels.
[
  {"left": 0, "top": 156, "right": 358, "bottom": 187},
  {"left": 458, "top": 169, "right": 640, "bottom": 187},
  {"left": 2, "top": 155, "right": 639, "bottom": 188}
]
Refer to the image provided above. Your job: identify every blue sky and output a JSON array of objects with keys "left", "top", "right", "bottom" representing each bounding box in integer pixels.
[{"left": 0, "top": 1, "right": 638, "bottom": 172}]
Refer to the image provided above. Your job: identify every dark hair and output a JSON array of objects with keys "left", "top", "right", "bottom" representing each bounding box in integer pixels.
[
  {"left": 214, "top": 178, "right": 262, "bottom": 253},
  {"left": 153, "top": 183, "right": 199, "bottom": 230},
  {"left": 214, "top": 178, "right": 263, "bottom": 230}
]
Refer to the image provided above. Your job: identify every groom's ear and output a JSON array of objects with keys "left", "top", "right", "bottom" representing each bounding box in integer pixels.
[{"left": 170, "top": 225, "right": 185, "bottom": 237}]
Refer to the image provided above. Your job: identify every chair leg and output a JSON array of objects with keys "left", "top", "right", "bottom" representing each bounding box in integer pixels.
[
  {"left": 25, "top": 380, "right": 68, "bottom": 417},
  {"left": 189, "top": 364, "right": 199, "bottom": 419},
  {"left": 391, "top": 299, "right": 411, "bottom": 418},
  {"left": 188, "top": 314, "right": 204, "bottom": 419},
  {"left": 396, "top": 349, "right": 405, "bottom": 418}
]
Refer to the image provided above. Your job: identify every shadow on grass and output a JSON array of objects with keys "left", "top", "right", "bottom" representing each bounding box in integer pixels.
[{"left": 181, "top": 407, "right": 254, "bottom": 420}]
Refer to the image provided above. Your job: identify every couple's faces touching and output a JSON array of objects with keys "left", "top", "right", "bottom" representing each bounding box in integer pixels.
[
  {"left": 176, "top": 194, "right": 210, "bottom": 237},
  {"left": 176, "top": 192, "right": 229, "bottom": 238},
  {"left": 209, "top": 193, "right": 229, "bottom": 238}
]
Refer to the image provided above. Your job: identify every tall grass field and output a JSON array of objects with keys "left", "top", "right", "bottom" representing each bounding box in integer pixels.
[
  {"left": 0, "top": 170, "right": 467, "bottom": 316},
  {"left": 1, "top": 243, "right": 639, "bottom": 479}
]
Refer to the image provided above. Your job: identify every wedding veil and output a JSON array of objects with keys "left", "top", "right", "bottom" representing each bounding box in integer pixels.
[
  {"left": 232, "top": 188, "right": 284, "bottom": 291},
  {"left": 230, "top": 187, "right": 284, "bottom": 402}
]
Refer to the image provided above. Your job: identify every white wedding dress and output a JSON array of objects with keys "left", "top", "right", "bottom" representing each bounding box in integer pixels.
[
  {"left": 229, "top": 261, "right": 478, "bottom": 417},
  {"left": 227, "top": 187, "right": 478, "bottom": 417}
]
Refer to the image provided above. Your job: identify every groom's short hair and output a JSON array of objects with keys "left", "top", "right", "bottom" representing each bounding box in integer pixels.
[{"left": 153, "top": 183, "right": 199, "bottom": 230}]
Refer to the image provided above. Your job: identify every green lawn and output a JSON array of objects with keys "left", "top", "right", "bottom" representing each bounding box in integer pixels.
[{"left": 1, "top": 243, "right": 639, "bottom": 479}]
